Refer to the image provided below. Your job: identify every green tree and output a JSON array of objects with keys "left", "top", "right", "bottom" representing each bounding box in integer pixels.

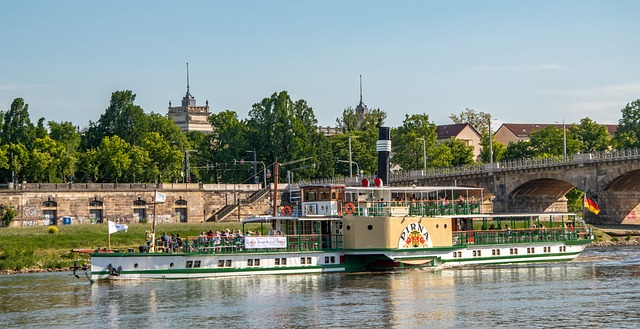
[
  {"left": 443, "top": 137, "right": 475, "bottom": 166},
  {"left": 48, "top": 121, "right": 81, "bottom": 153},
  {"left": 613, "top": 99, "right": 640, "bottom": 148},
  {"left": 246, "top": 91, "right": 325, "bottom": 183},
  {"left": 528, "top": 126, "right": 579, "bottom": 158},
  {"left": 81, "top": 90, "right": 149, "bottom": 149},
  {"left": 24, "top": 136, "right": 72, "bottom": 183},
  {"left": 569, "top": 118, "right": 611, "bottom": 153},
  {"left": 74, "top": 148, "right": 99, "bottom": 183},
  {"left": 210, "top": 110, "right": 249, "bottom": 183},
  {"left": 336, "top": 107, "right": 387, "bottom": 133},
  {"left": 479, "top": 132, "right": 506, "bottom": 163},
  {"left": 0, "top": 203, "right": 17, "bottom": 227},
  {"left": 140, "top": 132, "right": 182, "bottom": 183},
  {"left": 2, "top": 98, "right": 36, "bottom": 147},
  {"left": 391, "top": 114, "right": 438, "bottom": 171},
  {"left": 95, "top": 136, "right": 132, "bottom": 183},
  {"left": 449, "top": 108, "right": 492, "bottom": 134},
  {"left": 4, "top": 143, "right": 28, "bottom": 184},
  {"left": 503, "top": 140, "right": 533, "bottom": 161}
]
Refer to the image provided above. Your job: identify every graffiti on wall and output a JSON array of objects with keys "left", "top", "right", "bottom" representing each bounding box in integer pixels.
[{"left": 23, "top": 206, "right": 41, "bottom": 217}]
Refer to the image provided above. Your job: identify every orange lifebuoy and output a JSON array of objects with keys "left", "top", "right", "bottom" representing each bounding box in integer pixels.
[
  {"left": 345, "top": 202, "right": 355, "bottom": 215},
  {"left": 281, "top": 206, "right": 292, "bottom": 216}
]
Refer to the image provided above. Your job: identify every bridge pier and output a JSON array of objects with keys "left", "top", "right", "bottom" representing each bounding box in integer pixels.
[
  {"left": 507, "top": 195, "right": 568, "bottom": 213},
  {"left": 594, "top": 191, "right": 640, "bottom": 225}
]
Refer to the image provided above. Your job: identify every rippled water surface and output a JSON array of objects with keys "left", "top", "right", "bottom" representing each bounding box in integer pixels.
[{"left": 1, "top": 246, "right": 639, "bottom": 329}]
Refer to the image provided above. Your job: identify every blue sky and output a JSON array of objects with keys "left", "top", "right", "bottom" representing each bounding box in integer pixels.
[{"left": 1, "top": 0, "right": 639, "bottom": 130}]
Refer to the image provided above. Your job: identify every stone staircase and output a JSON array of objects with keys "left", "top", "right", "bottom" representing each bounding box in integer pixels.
[{"left": 209, "top": 187, "right": 271, "bottom": 221}]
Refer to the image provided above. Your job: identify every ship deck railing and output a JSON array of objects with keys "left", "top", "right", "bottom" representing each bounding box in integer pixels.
[
  {"left": 166, "top": 234, "right": 343, "bottom": 254},
  {"left": 348, "top": 200, "right": 481, "bottom": 217},
  {"left": 452, "top": 227, "right": 593, "bottom": 246}
]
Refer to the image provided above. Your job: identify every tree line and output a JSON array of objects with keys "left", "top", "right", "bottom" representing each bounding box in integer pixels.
[{"left": 1, "top": 91, "right": 639, "bottom": 185}]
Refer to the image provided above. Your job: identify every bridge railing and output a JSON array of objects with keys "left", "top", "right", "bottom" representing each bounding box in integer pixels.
[
  {"left": 389, "top": 147, "right": 640, "bottom": 180},
  {"left": 590, "top": 147, "right": 640, "bottom": 160}
]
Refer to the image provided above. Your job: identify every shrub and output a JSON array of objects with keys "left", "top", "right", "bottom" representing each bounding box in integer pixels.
[{"left": 48, "top": 226, "right": 59, "bottom": 235}]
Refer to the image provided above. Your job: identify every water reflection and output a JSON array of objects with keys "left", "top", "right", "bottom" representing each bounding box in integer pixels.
[{"left": 1, "top": 247, "right": 640, "bottom": 329}]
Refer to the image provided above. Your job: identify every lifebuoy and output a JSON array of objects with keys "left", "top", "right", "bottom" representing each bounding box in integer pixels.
[
  {"left": 281, "top": 206, "right": 292, "bottom": 216},
  {"left": 345, "top": 202, "right": 355, "bottom": 215}
]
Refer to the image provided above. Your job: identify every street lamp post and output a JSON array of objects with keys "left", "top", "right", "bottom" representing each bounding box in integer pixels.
[
  {"left": 185, "top": 150, "right": 196, "bottom": 183},
  {"left": 287, "top": 164, "right": 316, "bottom": 183},
  {"left": 416, "top": 137, "right": 426, "bottom": 174},
  {"left": 563, "top": 119, "right": 567, "bottom": 161},
  {"left": 555, "top": 119, "right": 567, "bottom": 161},
  {"left": 246, "top": 149, "right": 258, "bottom": 184},
  {"left": 488, "top": 118, "right": 493, "bottom": 163},
  {"left": 336, "top": 159, "right": 359, "bottom": 178}
]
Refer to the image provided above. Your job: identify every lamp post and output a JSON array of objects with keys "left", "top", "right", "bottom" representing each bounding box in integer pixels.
[
  {"left": 246, "top": 149, "right": 258, "bottom": 184},
  {"left": 185, "top": 150, "right": 196, "bottom": 183},
  {"left": 488, "top": 118, "right": 493, "bottom": 163},
  {"left": 287, "top": 164, "right": 316, "bottom": 183},
  {"left": 416, "top": 137, "right": 426, "bottom": 174},
  {"left": 563, "top": 119, "right": 567, "bottom": 161},
  {"left": 336, "top": 159, "right": 359, "bottom": 178},
  {"left": 348, "top": 135, "right": 359, "bottom": 177},
  {"left": 555, "top": 119, "right": 567, "bottom": 161}
]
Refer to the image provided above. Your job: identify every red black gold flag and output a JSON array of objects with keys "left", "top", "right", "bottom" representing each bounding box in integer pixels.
[{"left": 584, "top": 194, "right": 600, "bottom": 215}]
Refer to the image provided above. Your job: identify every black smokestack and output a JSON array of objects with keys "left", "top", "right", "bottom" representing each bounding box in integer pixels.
[{"left": 377, "top": 126, "right": 391, "bottom": 185}]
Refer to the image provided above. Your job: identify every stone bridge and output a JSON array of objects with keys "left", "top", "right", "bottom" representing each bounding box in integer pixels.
[{"left": 389, "top": 148, "right": 640, "bottom": 225}]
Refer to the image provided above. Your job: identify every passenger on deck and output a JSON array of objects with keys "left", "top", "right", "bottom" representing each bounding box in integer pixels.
[
  {"left": 505, "top": 225, "right": 511, "bottom": 237},
  {"left": 175, "top": 233, "right": 184, "bottom": 251},
  {"left": 489, "top": 224, "right": 495, "bottom": 230},
  {"left": 161, "top": 232, "right": 169, "bottom": 251}
]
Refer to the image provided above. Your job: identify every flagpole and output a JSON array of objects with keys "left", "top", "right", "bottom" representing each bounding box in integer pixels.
[
  {"left": 582, "top": 193, "right": 587, "bottom": 223},
  {"left": 108, "top": 221, "right": 111, "bottom": 250},
  {"left": 151, "top": 189, "right": 157, "bottom": 253}
]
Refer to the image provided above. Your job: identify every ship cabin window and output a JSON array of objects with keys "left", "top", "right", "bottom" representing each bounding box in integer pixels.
[
  {"left": 194, "top": 261, "right": 201, "bottom": 268},
  {"left": 319, "top": 190, "right": 331, "bottom": 201},
  {"left": 304, "top": 191, "right": 317, "bottom": 201},
  {"left": 186, "top": 261, "right": 193, "bottom": 268}
]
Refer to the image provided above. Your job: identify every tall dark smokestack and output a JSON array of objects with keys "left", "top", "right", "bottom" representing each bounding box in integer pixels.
[{"left": 377, "top": 126, "right": 391, "bottom": 185}]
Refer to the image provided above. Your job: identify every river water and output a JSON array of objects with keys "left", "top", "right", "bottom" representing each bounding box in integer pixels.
[{"left": 1, "top": 246, "right": 639, "bottom": 329}]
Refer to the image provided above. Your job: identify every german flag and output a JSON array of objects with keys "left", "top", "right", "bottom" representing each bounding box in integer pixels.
[{"left": 584, "top": 194, "right": 600, "bottom": 215}]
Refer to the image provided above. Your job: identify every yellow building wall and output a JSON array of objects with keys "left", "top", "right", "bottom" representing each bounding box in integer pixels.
[{"left": 343, "top": 216, "right": 453, "bottom": 249}]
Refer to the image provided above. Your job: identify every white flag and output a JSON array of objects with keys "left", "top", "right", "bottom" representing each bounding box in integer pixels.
[
  {"left": 108, "top": 220, "right": 128, "bottom": 235},
  {"left": 155, "top": 191, "right": 167, "bottom": 203}
]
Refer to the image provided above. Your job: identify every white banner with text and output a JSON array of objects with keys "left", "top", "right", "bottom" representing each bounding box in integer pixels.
[{"left": 244, "top": 236, "right": 287, "bottom": 249}]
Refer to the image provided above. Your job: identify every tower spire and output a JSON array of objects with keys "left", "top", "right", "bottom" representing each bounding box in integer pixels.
[
  {"left": 186, "top": 62, "right": 190, "bottom": 94},
  {"left": 359, "top": 74, "right": 363, "bottom": 103}
]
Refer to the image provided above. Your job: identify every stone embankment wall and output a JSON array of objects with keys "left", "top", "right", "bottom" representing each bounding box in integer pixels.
[{"left": 0, "top": 183, "right": 275, "bottom": 227}]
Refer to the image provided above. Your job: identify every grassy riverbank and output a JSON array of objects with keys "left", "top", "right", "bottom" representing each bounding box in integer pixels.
[
  {"left": 0, "top": 223, "right": 636, "bottom": 273},
  {"left": 0, "top": 222, "right": 263, "bottom": 273}
]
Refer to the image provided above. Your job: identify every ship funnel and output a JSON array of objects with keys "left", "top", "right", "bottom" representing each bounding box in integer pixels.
[{"left": 376, "top": 126, "right": 391, "bottom": 185}]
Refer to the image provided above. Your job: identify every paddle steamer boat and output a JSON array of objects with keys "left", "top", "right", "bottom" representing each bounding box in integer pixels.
[{"left": 81, "top": 127, "right": 593, "bottom": 281}]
